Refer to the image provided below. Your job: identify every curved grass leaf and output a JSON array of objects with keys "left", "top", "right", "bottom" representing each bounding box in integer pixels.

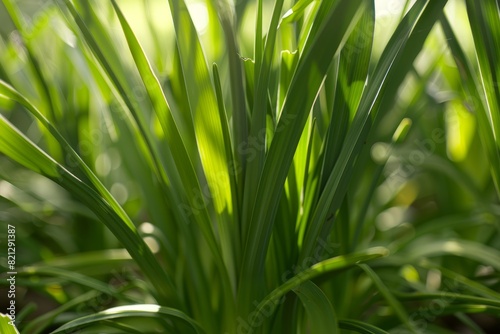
[
  {"left": 299, "top": 0, "right": 448, "bottom": 263},
  {"left": 402, "top": 239, "right": 500, "bottom": 271},
  {"left": 23, "top": 291, "right": 100, "bottom": 334},
  {"left": 1, "top": 0, "right": 59, "bottom": 122},
  {"left": 0, "top": 114, "right": 59, "bottom": 178},
  {"left": 214, "top": 0, "right": 248, "bottom": 186},
  {"left": 395, "top": 292, "right": 500, "bottom": 309},
  {"left": 50, "top": 304, "right": 206, "bottom": 334},
  {"left": 293, "top": 281, "right": 339, "bottom": 334},
  {"left": 338, "top": 319, "right": 390, "bottom": 334},
  {"left": 213, "top": 62, "right": 241, "bottom": 270},
  {"left": 465, "top": 0, "right": 500, "bottom": 145},
  {"left": 281, "top": 0, "right": 316, "bottom": 24},
  {"left": 109, "top": 0, "right": 232, "bottom": 272},
  {"left": 359, "top": 264, "right": 416, "bottom": 334},
  {"left": 441, "top": 12, "right": 500, "bottom": 197},
  {"left": 18, "top": 266, "right": 137, "bottom": 303},
  {"left": 165, "top": 0, "right": 233, "bottom": 217},
  {"left": 417, "top": 260, "right": 500, "bottom": 301},
  {"left": 56, "top": 0, "right": 177, "bottom": 226},
  {"left": 0, "top": 80, "right": 130, "bottom": 226},
  {"left": 0, "top": 97, "right": 180, "bottom": 306},
  {"left": 432, "top": 304, "right": 500, "bottom": 316},
  {"left": 252, "top": 247, "right": 388, "bottom": 320}
]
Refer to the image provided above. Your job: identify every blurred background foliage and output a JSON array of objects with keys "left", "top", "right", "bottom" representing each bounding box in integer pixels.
[{"left": 0, "top": 0, "right": 499, "bottom": 333}]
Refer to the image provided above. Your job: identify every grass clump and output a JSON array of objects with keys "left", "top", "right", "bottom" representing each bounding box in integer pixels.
[{"left": 0, "top": 0, "right": 499, "bottom": 333}]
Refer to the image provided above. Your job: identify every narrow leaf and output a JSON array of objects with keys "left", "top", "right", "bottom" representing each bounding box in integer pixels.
[{"left": 293, "top": 281, "right": 339, "bottom": 334}]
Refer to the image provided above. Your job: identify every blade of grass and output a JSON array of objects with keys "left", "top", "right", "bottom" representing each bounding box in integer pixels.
[
  {"left": 238, "top": 0, "right": 366, "bottom": 314},
  {"left": 22, "top": 290, "right": 100, "bottom": 334},
  {"left": 455, "top": 313, "right": 487, "bottom": 334},
  {"left": 319, "top": 1, "right": 375, "bottom": 191},
  {"left": 281, "top": 0, "right": 316, "bottom": 25},
  {"left": 299, "top": 0, "right": 448, "bottom": 263},
  {"left": 30, "top": 249, "right": 132, "bottom": 274},
  {"left": 18, "top": 266, "right": 137, "bottom": 303},
  {"left": 417, "top": 259, "right": 500, "bottom": 300},
  {"left": 252, "top": 247, "right": 389, "bottom": 321},
  {"left": 293, "top": 281, "right": 339, "bottom": 334},
  {"left": 338, "top": 319, "right": 390, "bottom": 334},
  {"left": 50, "top": 305, "right": 206, "bottom": 334},
  {"left": 395, "top": 292, "right": 500, "bottom": 309},
  {"left": 311, "top": 1, "right": 375, "bottom": 255},
  {"left": 1, "top": 0, "right": 58, "bottom": 122},
  {"left": 465, "top": 0, "right": 500, "bottom": 145},
  {"left": 0, "top": 107, "right": 180, "bottom": 307},
  {"left": 214, "top": 0, "right": 248, "bottom": 193},
  {"left": 213, "top": 62, "right": 241, "bottom": 269},
  {"left": 240, "top": 0, "right": 286, "bottom": 240},
  {"left": 106, "top": 4, "right": 235, "bottom": 330},
  {"left": 109, "top": 0, "right": 228, "bottom": 257},
  {"left": 359, "top": 264, "right": 417, "bottom": 334},
  {"left": 0, "top": 113, "right": 59, "bottom": 178},
  {"left": 57, "top": 0, "right": 174, "bottom": 216},
  {"left": 165, "top": 0, "right": 233, "bottom": 218},
  {"left": 0, "top": 313, "right": 19, "bottom": 334},
  {"left": 441, "top": 12, "right": 500, "bottom": 197},
  {"left": 402, "top": 239, "right": 500, "bottom": 271},
  {"left": 435, "top": 305, "right": 500, "bottom": 316}
]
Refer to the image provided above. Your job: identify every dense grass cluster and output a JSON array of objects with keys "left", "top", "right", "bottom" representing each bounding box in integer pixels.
[{"left": 0, "top": 0, "right": 499, "bottom": 333}]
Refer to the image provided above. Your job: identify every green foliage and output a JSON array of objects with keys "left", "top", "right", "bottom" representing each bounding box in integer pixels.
[
  {"left": 0, "top": 0, "right": 499, "bottom": 333},
  {"left": 0, "top": 313, "right": 20, "bottom": 334}
]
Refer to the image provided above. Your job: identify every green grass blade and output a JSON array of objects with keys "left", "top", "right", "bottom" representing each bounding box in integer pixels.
[
  {"left": 18, "top": 266, "right": 135, "bottom": 302},
  {"left": 0, "top": 313, "right": 20, "bottom": 334},
  {"left": 0, "top": 101, "right": 180, "bottom": 306},
  {"left": 50, "top": 305, "right": 206, "bottom": 334},
  {"left": 320, "top": 1, "right": 374, "bottom": 188},
  {"left": 213, "top": 62, "right": 241, "bottom": 270},
  {"left": 417, "top": 260, "right": 500, "bottom": 300},
  {"left": 434, "top": 305, "right": 500, "bottom": 316},
  {"left": 161, "top": 1, "right": 239, "bottom": 327},
  {"left": 252, "top": 247, "right": 388, "bottom": 320},
  {"left": 465, "top": 0, "right": 500, "bottom": 144},
  {"left": 214, "top": 0, "right": 248, "bottom": 193},
  {"left": 281, "top": 0, "right": 316, "bottom": 24},
  {"left": 30, "top": 249, "right": 132, "bottom": 272},
  {"left": 241, "top": 0, "right": 285, "bottom": 240},
  {"left": 253, "top": 0, "right": 263, "bottom": 71},
  {"left": 395, "top": 292, "right": 500, "bottom": 308},
  {"left": 299, "top": 0, "right": 447, "bottom": 262},
  {"left": 402, "top": 239, "right": 500, "bottom": 271},
  {"left": 309, "top": 1, "right": 375, "bottom": 251},
  {"left": 108, "top": 0, "right": 231, "bottom": 266},
  {"left": 442, "top": 9, "right": 500, "bottom": 196},
  {"left": 238, "top": 0, "right": 366, "bottom": 314},
  {"left": 0, "top": 114, "right": 59, "bottom": 178},
  {"left": 1, "top": 0, "right": 58, "bottom": 122},
  {"left": 338, "top": 319, "right": 390, "bottom": 334},
  {"left": 0, "top": 80, "right": 129, "bottom": 225},
  {"left": 359, "top": 264, "right": 416, "bottom": 333},
  {"left": 166, "top": 0, "right": 233, "bottom": 217},
  {"left": 293, "top": 281, "right": 339, "bottom": 334},
  {"left": 57, "top": 0, "right": 171, "bottom": 205},
  {"left": 23, "top": 291, "right": 101, "bottom": 334}
]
